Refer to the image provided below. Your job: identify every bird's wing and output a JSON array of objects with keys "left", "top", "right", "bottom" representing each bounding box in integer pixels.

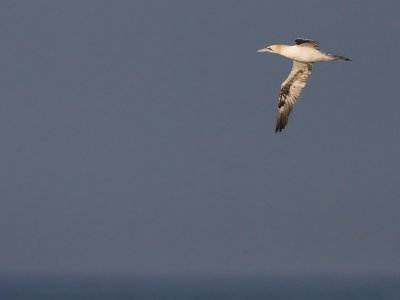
[
  {"left": 294, "top": 38, "right": 320, "bottom": 50},
  {"left": 276, "top": 61, "right": 312, "bottom": 132}
]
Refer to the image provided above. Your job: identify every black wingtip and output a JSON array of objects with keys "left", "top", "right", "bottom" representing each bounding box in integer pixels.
[
  {"left": 295, "top": 38, "right": 317, "bottom": 45},
  {"left": 275, "top": 124, "right": 285, "bottom": 133},
  {"left": 275, "top": 113, "right": 288, "bottom": 133},
  {"left": 332, "top": 55, "right": 351, "bottom": 61}
]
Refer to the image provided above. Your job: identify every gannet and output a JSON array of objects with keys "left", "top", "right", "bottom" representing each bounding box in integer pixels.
[{"left": 257, "top": 38, "right": 351, "bottom": 132}]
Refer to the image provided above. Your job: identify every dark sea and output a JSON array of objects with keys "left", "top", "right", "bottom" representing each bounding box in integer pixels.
[{"left": 0, "top": 274, "right": 399, "bottom": 300}]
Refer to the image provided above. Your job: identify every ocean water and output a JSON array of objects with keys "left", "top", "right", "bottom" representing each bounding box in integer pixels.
[{"left": 0, "top": 275, "right": 399, "bottom": 300}]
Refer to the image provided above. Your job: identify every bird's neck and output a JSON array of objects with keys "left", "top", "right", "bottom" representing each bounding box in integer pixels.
[{"left": 274, "top": 45, "right": 288, "bottom": 53}]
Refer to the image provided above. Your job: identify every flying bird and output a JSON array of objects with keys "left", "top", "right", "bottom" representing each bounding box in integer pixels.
[{"left": 257, "top": 38, "right": 351, "bottom": 132}]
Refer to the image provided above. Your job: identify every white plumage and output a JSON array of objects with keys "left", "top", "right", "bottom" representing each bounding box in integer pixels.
[{"left": 258, "top": 38, "right": 351, "bottom": 132}]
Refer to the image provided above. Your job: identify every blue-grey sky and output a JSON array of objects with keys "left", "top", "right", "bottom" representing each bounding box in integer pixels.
[{"left": 1, "top": 0, "right": 399, "bottom": 275}]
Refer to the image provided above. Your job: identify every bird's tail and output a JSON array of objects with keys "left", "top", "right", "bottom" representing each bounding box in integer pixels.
[{"left": 328, "top": 54, "right": 351, "bottom": 61}]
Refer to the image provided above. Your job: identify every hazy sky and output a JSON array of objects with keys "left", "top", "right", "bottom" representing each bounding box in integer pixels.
[{"left": 1, "top": 0, "right": 399, "bottom": 275}]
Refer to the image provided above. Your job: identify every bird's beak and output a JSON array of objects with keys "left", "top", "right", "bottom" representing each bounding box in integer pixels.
[{"left": 257, "top": 48, "right": 270, "bottom": 53}]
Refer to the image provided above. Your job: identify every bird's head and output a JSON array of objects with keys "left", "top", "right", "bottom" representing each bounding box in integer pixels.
[{"left": 257, "top": 45, "right": 283, "bottom": 54}]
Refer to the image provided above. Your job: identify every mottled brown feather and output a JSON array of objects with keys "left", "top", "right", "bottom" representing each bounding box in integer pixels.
[{"left": 276, "top": 61, "right": 312, "bottom": 132}]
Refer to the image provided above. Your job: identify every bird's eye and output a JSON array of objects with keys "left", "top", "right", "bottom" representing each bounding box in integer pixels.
[{"left": 267, "top": 47, "right": 273, "bottom": 51}]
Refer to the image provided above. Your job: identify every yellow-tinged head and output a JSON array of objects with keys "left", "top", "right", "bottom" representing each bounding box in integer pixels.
[{"left": 257, "top": 44, "right": 284, "bottom": 53}]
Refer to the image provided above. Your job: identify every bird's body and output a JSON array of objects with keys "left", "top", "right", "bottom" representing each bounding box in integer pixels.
[
  {"left": 258, "top": 38, "right": 350, "bottom": 132},
  {"left": 280, "top": 46, "right": 337, "bottom": 62}
]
